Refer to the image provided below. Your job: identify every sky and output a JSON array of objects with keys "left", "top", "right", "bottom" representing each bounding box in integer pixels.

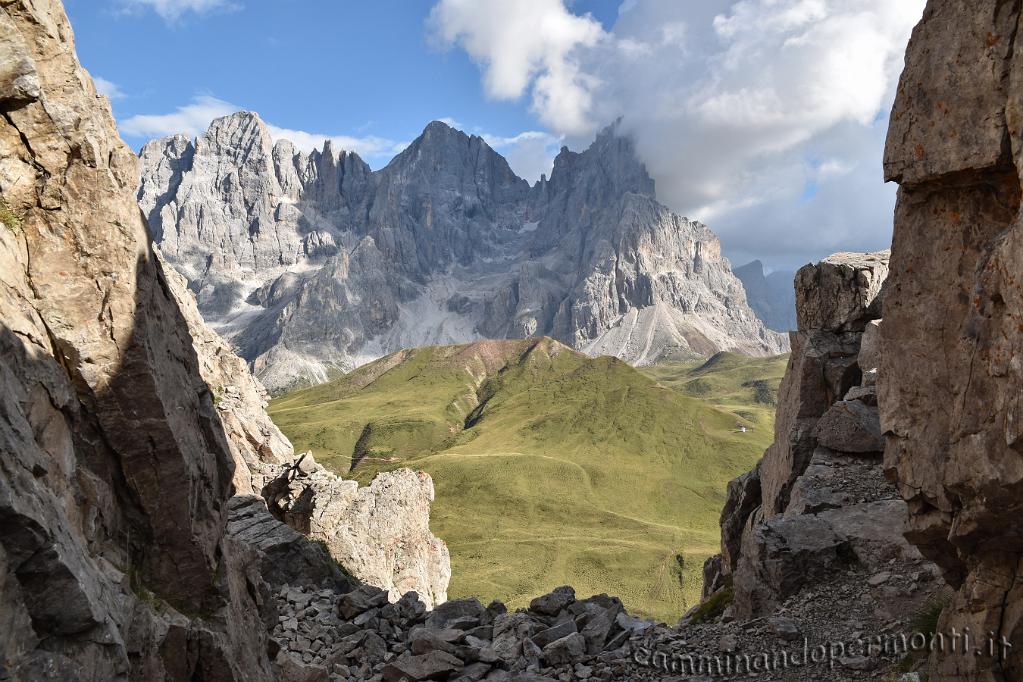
[{"left": 65, "top": 0, "right": 926, "bottom": 271}]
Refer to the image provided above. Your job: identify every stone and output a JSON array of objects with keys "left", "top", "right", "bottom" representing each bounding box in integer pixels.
[
  {"left": 425, "top": 598, "right": 486, "bottom": 631},
  {"left": 492, "top": 613, "right": 535, "bottom": 664},
  {"left": 528, "top": 586, "right": 575, "bottom": 616},
  {"left": 868, "top": 572, "right": 891, "bottom": 587},
  {"left": 541, "top": 633, "right": 586, "bottom": 666},
  {"left": 794, "top": 251, "right": 889, "bottom": 333},
  {"left": 579, "top": 608, "right": 616, "bottom": 655},
  {"left": 813, "top": 400, "right": 884, "bottom": 454},
  {"left": 768, "top": 617, "right": 801, "bottom": 641},
  {"left": 456, "top": 662, "right": 493, "bottom": 681},
  {"left": 381, "top": 651, "right": 464, "bottom": 682},
  {"left": 338, "top": 584, "right": 389, "bottom": 619},
  {"left": 531, "top": 620, "right": 578, "bottom": 649},
  {"left": 732, "top": 514, "right": 854, "bottom": 620},
  {"left": 843, "top": 385, "right": 877, "bottom": 406}
]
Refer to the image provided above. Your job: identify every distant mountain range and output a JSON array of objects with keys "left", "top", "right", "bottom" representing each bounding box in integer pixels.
[
  {"left": 137, "top": 114, "right": 787, "bottom": 392},
  {"left": 733, "top": 260, "right": 797, "bottom": 332}
]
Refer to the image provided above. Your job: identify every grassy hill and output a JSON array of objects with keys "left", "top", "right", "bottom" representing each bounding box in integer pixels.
[
  {"left": 639, "top": 351, "right": 789, "bottom": 430},
  {"left": 269, "top": 339, "right": 786, "bottom": 622}
]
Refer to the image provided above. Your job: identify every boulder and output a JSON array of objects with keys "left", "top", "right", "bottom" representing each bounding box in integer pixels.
[
  {"left": 425, "top": 598, "right": 485, "bottom": 631},
  {"left": 528, "top": 586, "right": 575, "bottom": 616},
  {"left": 491, "top": 613, "right": 535, "bottom": 664},
  {"left": 337, "top": 584, "right": 388, "bottom": 620},
  {"left": 531, "top": 619, "right": 578, "bottom": 649},
  {"left": 541, "top": 632, "right": 586, "bottom": 666},
  {"left": 381, "top": 651, "right": 464, "bottom": 681},
  {"left": 813, "top": 401, "right": 884, "bottom": 454},
  {"left": 263, "top": 456, "right": 451, "bottom": 608},
  {"left": 794, "top": 251, "right": 889, "bottom": 333},
  {"left": 732, "top": 514, "right": 854, "bottom": 620}
]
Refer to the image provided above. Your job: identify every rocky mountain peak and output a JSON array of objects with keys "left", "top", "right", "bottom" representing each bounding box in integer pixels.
[
  {"left": 138, "top": 110, "right": 786, "bottom": 391},
  {"left": 547, "top": 119, "right": 655, "bottom": 200}
]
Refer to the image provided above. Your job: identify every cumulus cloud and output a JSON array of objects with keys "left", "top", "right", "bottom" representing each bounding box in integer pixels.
[
  {"left": 429, "top": 0, "right": 926, "bottom": 269},
  {"left": 428, "top": 0, "right": 605, "bottom": 136},
  {"left": 482, "top": 130, "right": 562, "bottom": 183},
  {"left": 119, "top": 95, "right": 237, "bottom": 140},
  {"left": 119, "top": 95, "right": 407, "bottom": 164},
  {"left": 94, "top": 76, "right": 126, "bottom": 100},
  {"left": 117, "top": 0, "right": 238, "bottom": 22}
]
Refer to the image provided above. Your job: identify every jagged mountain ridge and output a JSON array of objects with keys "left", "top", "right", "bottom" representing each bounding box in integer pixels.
[
  {"left": 733, "top": 260, "right": 797, "bottom": 332},
  {"left": 139, "top": 113, "right": 787, "bottom": 392}
]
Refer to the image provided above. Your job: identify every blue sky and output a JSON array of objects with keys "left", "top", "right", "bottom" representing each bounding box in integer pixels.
[
  {"left": 64, "top": 0, "right": 926, "bottom": 271},
  {"left": 65, "top": 0, "right": 621, "bottom": 172}
]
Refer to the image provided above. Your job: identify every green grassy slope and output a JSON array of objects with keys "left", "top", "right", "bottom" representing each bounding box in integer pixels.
[
  {"left": 270, "top": 339, "right": 786, "bottom": 622},
  {"left": 639, "top": 351, "right": 789, "bottom": 430}
]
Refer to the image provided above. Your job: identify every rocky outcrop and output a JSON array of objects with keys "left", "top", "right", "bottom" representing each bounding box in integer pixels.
[
  {"left": 261, "top": 453, "right": 451, "bottom": 609},
  {"left": 734, "top": 260, "right": 797, "bottom": 332},
  {"left": 882, "top": 1, "right": 1023, "bottom": 678},
  {"left": 758, "top": 251, "right": 889, "bottom": 521},
  {"left": 658, "top": 252, "right": 946, "bottom": 680},
  {"left": 138, "top": 115, "right": 787, "bottom": 392},
  {"left": 0, "top": 2, "right": 277, "bottom": 677},
  {"left": 726, "top": 251, "right": 915, "bottom": 619},
  {"left": 0, "top": 2, "right": 451, "bottom": 679}
]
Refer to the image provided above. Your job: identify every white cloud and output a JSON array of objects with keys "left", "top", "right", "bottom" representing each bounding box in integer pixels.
[
  {"left": 263, "top": 124, "right": 407, "bottom": 161},
  {"left": 119, "top": 95, "right": 237, "bottom": 140},
  {"left": 118, "top": 95, "right": 407, "bottom": 164},
  {"left": 428, "top": 0, "right": 605, "bottom": 136},
  {"left": 117, "top": 0, "right": 238, "bottom": 22},
  {"left": 482, "top": 130, "right": 562, "bottom": 183},
  {"left": 94, "top": 76, "right": 126, "bottom": 100},
  {"left": 430, "top": 0, "right": 926, "bottom": 269}
]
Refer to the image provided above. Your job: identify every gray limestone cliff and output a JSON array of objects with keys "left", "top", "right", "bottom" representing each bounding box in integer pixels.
[
  {"left": 0, "top": 2, "right": 449, "bottom": 678},
  {"left": 882, "top": 0, "right": 1023, "bottom": 678},
  {"left": 675, "top": 252, "right": 947, "bottom": 681},
  {"left": 138, "top": 115, "right": 788, "bottom": 392}
]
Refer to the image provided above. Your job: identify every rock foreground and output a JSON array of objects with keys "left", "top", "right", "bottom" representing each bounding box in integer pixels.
[
  {"left": 138, "top": 109, "right": 786, "bottom": 392},
  {"left": 0, "top": 1, "right": 447, "bottom": 678},
  {"left": 4, "top": 0, "right": 1023, "bottom": 681},
  {"left": 882, "top": 0, "right": 1023, "bottom": 677},
  {"left": 621, "top": 251, "right": 947, "bottom": 681}
]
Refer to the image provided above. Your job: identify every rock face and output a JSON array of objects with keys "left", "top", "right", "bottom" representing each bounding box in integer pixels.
[
  {"left": 138, "top": 114, "right": 787, "bottom": 392},
  {"left": 725, "top": 251, "right": 915, "bottom": 619},
  {"left": 0, "top": 2, "right": 277, "bottom": 676},
  {"left": 0, "top": 2, "right": 450, "bottom": 678},
  {"left": 882, "top": 1, "right": 1023, "bottom": 678},
  {"left": 759, "top": 251, "right": 889, "bottom": 520},
  {"left": 262, "top": 453, "right": 451, "bottom": 609},
  {"left": 669, "top": 251, "right": 946, "bottom": 680},
  {"left": 734, "top": 260, "right": 797, "bottom": 332}
]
